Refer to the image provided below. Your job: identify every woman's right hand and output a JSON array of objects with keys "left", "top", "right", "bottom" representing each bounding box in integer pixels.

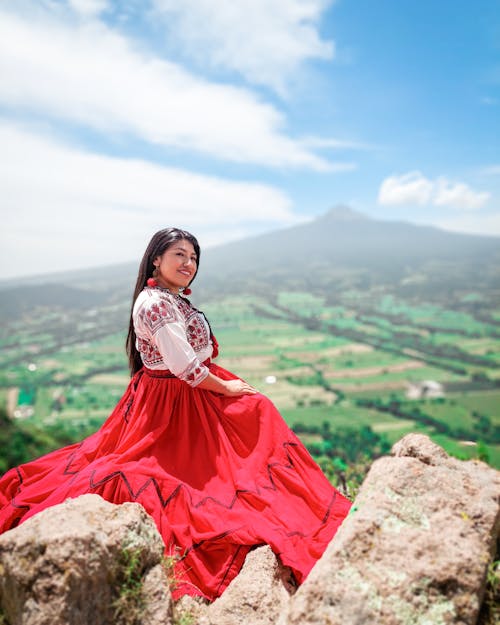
[
  {"left": 222, "top": 379, "right": 258, "bottom": 396},
  {"left": 196, "top": 371, "right": 258, "bottom": 396}
]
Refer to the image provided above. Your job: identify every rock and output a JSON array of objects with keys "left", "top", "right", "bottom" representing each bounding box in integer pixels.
[
  {"left": 175, "top": 545, "right": 293, "bottom": 625},
  {"left": 141, "top": 564, "right": 173, "bottom": 625},
  {"left": 0, "top": 494, "right": 173, "bottom": 625},
  {"left": 282, "top": 433, "right": 500, "bottom": 625},
  {"left": 392, "top": 432, "right": 449, "bottom": 465},
  {"left": 207, "top": 545, "right": 292, "bottom": 625},
  {"left": 2, "top": 436, "right": 498, "bottom": 625},
  {"left": 174, "top": 595, "right": 211, "bottom": 625}
]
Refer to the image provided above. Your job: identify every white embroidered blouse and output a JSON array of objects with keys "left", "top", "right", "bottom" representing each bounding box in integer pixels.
[{"left": 133, "top": 287, "right": 213, "bottom": 387}]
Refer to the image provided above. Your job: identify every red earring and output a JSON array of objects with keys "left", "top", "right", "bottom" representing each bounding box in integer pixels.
[
  {"left": 183, "top": 288, "right": 192, "bottom": 296},
  {"left": 147, "top": 266, "right": 159, "bottom": 287}
]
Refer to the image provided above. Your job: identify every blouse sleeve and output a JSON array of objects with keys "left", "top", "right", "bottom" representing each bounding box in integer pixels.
[{"left": 138, "top": 294, "right": 209, "bottom": 387}]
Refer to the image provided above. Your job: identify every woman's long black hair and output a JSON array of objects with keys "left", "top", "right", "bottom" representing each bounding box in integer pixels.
[{"left": 126, "top": 228, "right": 201, "bottom": 376}]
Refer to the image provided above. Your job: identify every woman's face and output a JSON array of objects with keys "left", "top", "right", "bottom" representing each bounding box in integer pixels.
[{"left": 153, "top": 239, "right": 198, "bottom": 293}]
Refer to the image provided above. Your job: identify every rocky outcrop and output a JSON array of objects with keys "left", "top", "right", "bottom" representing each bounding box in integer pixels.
[
  {"left": 281, "top": 433, "right": 500, "bottom": 625},
  {"left": 179, "top": 545, "right": 294, "bottom": 625},
  {"left": 0, "top": 494, "right": 172, "bottom": 625},
  {"left": 0, "top": 435, "right": 498, "bottom": 625}
]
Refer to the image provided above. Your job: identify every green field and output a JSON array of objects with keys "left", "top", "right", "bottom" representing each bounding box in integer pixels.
[{"left": 2, "top": 290, "right": 499, "bottom": 473}]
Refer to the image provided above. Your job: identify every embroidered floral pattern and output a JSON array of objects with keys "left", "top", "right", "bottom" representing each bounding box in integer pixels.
[
  {"left": 137, "top": 336, "right": 163, "bottom": 367},
  {"left": 139, "top": 295, "right": 177, "bottom": 334},
  {"left": 179, "top": 360, "right": 208, "bottom": 386},
  {"left": 139, "top": 291, "right": 210, "bottom": 353},
  {"left": 187, "top": 315, "right": 210, "bottom": 353},
  {"left": 134, "top": 289, "right": 212, "bottom": 385}
]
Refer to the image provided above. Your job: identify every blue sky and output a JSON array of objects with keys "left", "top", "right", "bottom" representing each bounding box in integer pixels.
[{"left": 1, "top": 0, "right": 499, "bottom": 279}]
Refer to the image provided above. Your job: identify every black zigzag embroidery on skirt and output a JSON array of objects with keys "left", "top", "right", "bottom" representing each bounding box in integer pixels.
[
  {"left": 88, "top": 442, "right": 298, "bottom": 507},
  {"left": 216, "top": 544, "right": 244, "bottom": 595},
  {"left": 63, "top": 443, "right": 85, "bottom": 475},
  {"left": 85, "top": 441, "right": 328, "bottom": 539},
  {"left": 7, "top": 441, "right": 335, "bottom": 554},
  {"left": 6, "top": 468, "right": 30, "bottom": 530},
  {"left": 123, "top": 370, "right": 145, "bottom": 423}
]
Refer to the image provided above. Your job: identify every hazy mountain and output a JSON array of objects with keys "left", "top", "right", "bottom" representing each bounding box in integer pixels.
[
  {"left": 1, "top": 207, "right": 499, "bottom": 304},
  {"left": 201, "top": 205, "right": 498, "bottom": 272},
  {"left": 195, "top": 206, "right": 500, "bottom": 295}
]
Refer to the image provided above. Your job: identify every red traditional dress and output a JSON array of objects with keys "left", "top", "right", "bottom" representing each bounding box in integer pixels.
[{"left": 0, "top": 286, "right": 351, "bottom": 599}]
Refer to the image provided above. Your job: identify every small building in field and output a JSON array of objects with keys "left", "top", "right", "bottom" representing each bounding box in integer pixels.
[{"left": 406, "top": 380, "right": 444, "bottom": 400}]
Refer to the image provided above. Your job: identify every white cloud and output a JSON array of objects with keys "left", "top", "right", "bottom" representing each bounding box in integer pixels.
[
  {"left": 151, "top": 0, "right": 334, "bottom": 93},
  {"left": 0, "top": 7, "right": 331, "bottom": 170},
  {"left": 434, "top": 177, "right": 491, "bottom": 210},
  {"left": 378, "top": 172, "right": 491, "bottom": 210},
  {"left": 68, "top": 0, "right": 109, "bottom": 17},
  {"left": 378, "top": 171, "right": 433, "bottom": 206},
  {"left": 0, "top": 122, "right": 297, "bottom": 279},
  {"left": 300, "top": 136, "right": 372, "bottom": 151}
]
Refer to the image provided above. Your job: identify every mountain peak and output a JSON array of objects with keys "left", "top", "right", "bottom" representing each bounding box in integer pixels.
[{"left": 319, "top": 205, "right": 370, "bottom": 222}]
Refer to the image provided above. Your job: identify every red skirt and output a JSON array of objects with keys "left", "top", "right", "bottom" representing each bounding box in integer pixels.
[{"left": 0, "top": 363, "right": 351, "bottom": 600}]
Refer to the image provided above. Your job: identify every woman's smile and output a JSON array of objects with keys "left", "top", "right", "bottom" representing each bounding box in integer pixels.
[{"left": 154, "top": 239, "right": 198, "bottom": 293}]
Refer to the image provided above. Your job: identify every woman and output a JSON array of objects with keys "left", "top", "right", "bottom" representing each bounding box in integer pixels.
[{"left": 0, "top": 228, "right": 351, "bottom": 600}]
